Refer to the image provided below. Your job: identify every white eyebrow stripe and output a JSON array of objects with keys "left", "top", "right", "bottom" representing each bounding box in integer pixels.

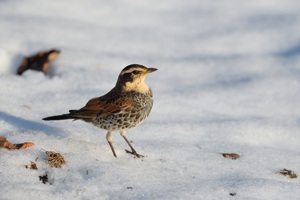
[{"left": 121, "top": 68, "right": 145, "bottom": 75}]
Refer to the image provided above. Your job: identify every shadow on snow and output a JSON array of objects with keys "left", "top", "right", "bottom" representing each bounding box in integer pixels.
[{"left": 0, "top": 111, "right": 64, "bottom": 137}]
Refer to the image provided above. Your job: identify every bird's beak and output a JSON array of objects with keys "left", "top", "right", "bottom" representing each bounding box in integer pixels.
[{"left": 146, "top": 68, "right": 158, "bottom": 73}]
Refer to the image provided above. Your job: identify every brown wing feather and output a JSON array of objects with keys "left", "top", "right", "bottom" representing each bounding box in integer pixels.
[{"left": 73, "top": 96, "right": 133, "bottom": 119}]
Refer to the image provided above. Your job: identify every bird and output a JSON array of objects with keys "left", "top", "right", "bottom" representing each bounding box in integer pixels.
[{"left": 43, "top": 64, "right": 157, "bottom": 158}]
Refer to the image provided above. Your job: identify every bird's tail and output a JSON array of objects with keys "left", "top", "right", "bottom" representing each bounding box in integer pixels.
[{"left": 42, "top": 110, "right": 80, "bottom": 121}]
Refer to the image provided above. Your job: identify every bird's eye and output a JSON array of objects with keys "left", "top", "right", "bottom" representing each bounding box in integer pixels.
[{"left": 132, "top": 70, "right": 141, "bottom": 75}]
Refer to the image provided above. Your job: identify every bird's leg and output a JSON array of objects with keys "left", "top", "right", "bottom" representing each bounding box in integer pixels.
[
  {"left": 120, "top": 130, "right": 144, "bottom": 158},
  {"left": 106, "top": 131, "right": 117, "bottom": 158}
]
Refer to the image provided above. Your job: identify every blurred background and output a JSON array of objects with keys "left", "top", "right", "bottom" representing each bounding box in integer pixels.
[{"left": 1, "top": 0, "right": 300, "bottom": 74}]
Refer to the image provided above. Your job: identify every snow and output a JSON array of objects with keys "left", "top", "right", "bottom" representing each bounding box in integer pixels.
[{"left": 1, "top": 0, "right": 300, "bottom": 199}]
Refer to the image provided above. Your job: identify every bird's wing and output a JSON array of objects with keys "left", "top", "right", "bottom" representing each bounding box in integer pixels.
[{"left": 74, "top": 96, "right": 133, "bottom": 118}]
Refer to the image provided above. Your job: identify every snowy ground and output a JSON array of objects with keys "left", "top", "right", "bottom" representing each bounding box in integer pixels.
[{"left": 1, "top": 0, "right": 300, "bottom": 199}]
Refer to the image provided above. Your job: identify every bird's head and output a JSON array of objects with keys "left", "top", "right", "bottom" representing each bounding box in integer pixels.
[{"left": 116, "top": 64, "right": 157, "bottom": 93}]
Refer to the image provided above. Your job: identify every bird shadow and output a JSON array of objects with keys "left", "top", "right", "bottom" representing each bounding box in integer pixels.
[{"left": 0, "top": 111, "right": 64, "bottom": 137}]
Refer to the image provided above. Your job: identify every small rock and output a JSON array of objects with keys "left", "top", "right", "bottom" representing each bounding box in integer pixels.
[{"left": 39, "top": 173, "right": 49, "bottom": 184}]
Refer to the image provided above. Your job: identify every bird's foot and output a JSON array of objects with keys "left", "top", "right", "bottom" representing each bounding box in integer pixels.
[{"left": 125, "top": 149, "right": 144, "bottom": 158}]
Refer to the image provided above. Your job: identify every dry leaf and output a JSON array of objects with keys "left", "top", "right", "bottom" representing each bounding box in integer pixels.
[
  {"left": 0, "top": 137, "right": 34, "bottom": 150},
  {"left": 222, "top": 153, "right": 240, "bottom": 160},
  {"left": 43, "top": 150, "right": 66, "bottom": 168},
  {"left": 278, "top": 168, "right": 298, "bottom": 179},
  {"left": 23, "top": 104, "right": 32, "bottom": 109},
  {"left": 0, "top": 137, "right": 15, "bottom": 149},
  {"left": 25, "top": 161, "right": 38, "bottom": 170},
  {"left": 17, "top": 49, "right": 60, "bottom": 75},
  {"left": 15, "top": 142, "right": 35, "bottom": 149}
]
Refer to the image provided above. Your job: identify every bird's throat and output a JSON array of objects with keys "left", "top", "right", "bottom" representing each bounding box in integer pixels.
[{"left": 123, "top": 78, "right": 149, "bottom": 94}]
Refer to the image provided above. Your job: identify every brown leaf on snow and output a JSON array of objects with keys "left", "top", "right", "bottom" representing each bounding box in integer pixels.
[
  {"left": 25, "top": 161, "right": 38, "bottom": 170},
  {"left": 222, "top": 153, "right": 240, "bottom": 160},
  {"left": 0, "top": 137, "right": 35, "bottom": 150},
  {"left": 43, "top": 150, "right": 66, "bottom": 168},
  {"left": 17, "top": 49, "right": 60, "bottom": 75},
  {"left": 14, "top": 142, "right": 35, "bottom": 149},
  {"left": 0, "top": 137, "right": 15, "bottom": 149},
  {"left": 278, "top": 168, "right": 298, "bottom": 179}
]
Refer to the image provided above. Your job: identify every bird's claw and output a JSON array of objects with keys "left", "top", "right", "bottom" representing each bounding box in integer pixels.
[{"left": 125, "top": 149, "right": 144, "bottom": 158}]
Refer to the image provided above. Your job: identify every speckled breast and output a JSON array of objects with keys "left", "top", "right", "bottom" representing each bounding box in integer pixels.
[{"left": 93, "top": 91, "right": 153, "bottom": 131}]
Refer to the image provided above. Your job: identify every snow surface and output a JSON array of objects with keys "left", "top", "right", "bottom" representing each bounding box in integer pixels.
[{"left": 1, "top": 0, "right": 300, "bottom": 199}]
